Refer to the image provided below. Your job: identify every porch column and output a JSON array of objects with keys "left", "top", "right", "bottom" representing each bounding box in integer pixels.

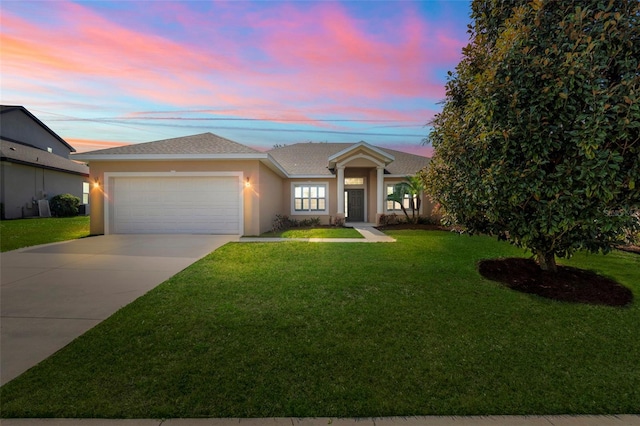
[
  {"left": 337, "top": 166, "right": 345, "bottom": 215},
  {"left": 376, "top": 166, "right": 384, "bottom": 216}
]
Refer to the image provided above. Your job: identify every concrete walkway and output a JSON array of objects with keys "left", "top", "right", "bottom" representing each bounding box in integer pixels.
[
  {"left": 1, "top": 415, "right": 639, "bottom": 425},
  {"left": 0, "top": 234, "right": 237, "bottom": 385},
  {"left": 240, "top": 224, "right": 395, "bottom": 243}
]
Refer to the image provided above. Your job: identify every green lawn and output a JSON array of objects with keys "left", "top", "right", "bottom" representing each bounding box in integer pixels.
[
  {"left": 259, "top": 227, "right": 363, "bottom": 238},
  {"left": 1, "top": 230, "right": 639, "bottom": 417},
  {"left": 0, "top": 216, "right": 90, "bottom": 252}
]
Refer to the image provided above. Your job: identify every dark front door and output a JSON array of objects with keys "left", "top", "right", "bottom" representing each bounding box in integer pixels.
[{"left": 346, "top": 189, "right": 365, "bottom": 222}]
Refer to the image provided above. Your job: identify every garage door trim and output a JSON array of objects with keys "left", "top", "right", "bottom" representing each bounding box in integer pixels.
[{"left": 103, "top": 171, "right": 244, "bottom": 235}]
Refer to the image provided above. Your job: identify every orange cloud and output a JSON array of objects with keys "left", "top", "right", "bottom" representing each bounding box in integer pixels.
[
  {"left": 1, "top": 0, "right": 467, "bottom": 148},
  {"left": 67, "top": 138, "right": 130, "bottom": 153}
]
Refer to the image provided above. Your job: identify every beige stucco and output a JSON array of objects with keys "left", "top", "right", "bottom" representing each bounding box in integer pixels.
[
  {"left": 86, "top": 152, "right": 436, "bottom": 236},
  {"left": 255, "top": 162, "right": 284, "bottom": 236},
  {"left": 88, "top": 159, "right": 268, "bottom": 236}
]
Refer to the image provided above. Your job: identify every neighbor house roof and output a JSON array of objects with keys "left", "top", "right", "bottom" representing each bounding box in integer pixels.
[
  {"left": 0, "top": 105, "right": 77, "bottom": 153},
  {"left": 1, "top": 139, "right": 89, "bottom": 176},
  {"left": 268, "top": 143, "right": 429, "bottom": 177},
  {"left": 73, "top": 132, "right": 262, "bottom": 160}
]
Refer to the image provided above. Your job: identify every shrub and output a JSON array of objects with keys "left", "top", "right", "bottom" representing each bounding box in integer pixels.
[
  {"left": 299, "top": 217, "right": 321, "bottom": 227},
  {"left": 50, "top": 194, "right": 80, "bottom": 217},
  {"left": 378, "top": 213, "right": 400, "bottom": 226},
  {"left": 272, "top": 215, "right": 323, "bottom": 232},
  {"left": 271, "top": 214, "right": 298, "bottom": 232}
]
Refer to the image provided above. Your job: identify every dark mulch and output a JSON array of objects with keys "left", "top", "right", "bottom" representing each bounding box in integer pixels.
[{"left": 478, "top": 258, "right": 633, "bottom": 307}]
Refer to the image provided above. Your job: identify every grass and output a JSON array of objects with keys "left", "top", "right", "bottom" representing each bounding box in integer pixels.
[
  {"left": 0, "top": 216, "right": 90, "bottom": 252},
  {"left": 1, "top": 230, "right": 639, "bottom": 418},
  {"left": 258, "top": 227, "right": 363, "bottom": 238}
]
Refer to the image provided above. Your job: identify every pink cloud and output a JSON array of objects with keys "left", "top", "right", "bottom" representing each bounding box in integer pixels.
[
  {"left": 1, "top": 0, "right": 466, "bottom": 139},
  {"left": 381, "top": 143, "right": 433, "bottom": 158}
]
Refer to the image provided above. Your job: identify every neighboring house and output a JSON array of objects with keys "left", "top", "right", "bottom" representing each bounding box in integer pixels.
[
  {"left": 0, "top": 106, "right": 90, "bottom": 219},
  {"left": 73, "top": 132, "right": 433, "bottom": 236}
]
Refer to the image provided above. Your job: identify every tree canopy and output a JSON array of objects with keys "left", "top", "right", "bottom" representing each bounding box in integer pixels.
[{"left": 425, "top": 0, "right": 640, "bottom": 271}]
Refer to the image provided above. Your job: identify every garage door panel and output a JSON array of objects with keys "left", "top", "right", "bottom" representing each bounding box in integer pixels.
[{"left": 111, "top": 176, "right": 241, "bottom": 234}]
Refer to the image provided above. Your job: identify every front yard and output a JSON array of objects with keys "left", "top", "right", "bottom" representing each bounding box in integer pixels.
[
  {"left": 0, "top": 216, "right": 90, "bottom": 252},
  {"left": 1, "top": 230, "right": 638, "bottom": 417}
]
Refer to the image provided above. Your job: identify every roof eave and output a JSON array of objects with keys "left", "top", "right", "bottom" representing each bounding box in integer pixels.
[
  {"left": 286, "top": 174, "right": 335, "bottom": 179},
  {"left": 1, "top": 157, "right": 89, "bottom": 176},
  {"left": 71, "top": 153, "right": 270, "bottom": 161}
]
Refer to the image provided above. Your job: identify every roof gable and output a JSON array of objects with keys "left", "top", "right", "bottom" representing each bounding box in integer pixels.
[
  {"left": 73, "top": 132, "right": 264, "bottom": 161},
  {"left": 328, "top": 141, "right": 395, "bottom": 167},
  {"left": 0, "top": 105, "right": 76, "bottom": 154}
]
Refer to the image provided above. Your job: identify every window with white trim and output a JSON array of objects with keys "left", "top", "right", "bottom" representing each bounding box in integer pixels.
[
  {"left": 82, "top": 182, "right": 90, "bottom": 204},
  {"left": 293, "top": 184, "right": 327, "bottom": 212},
  {"left": 386, "top": 183, "right": 417, "bottom": 212}
]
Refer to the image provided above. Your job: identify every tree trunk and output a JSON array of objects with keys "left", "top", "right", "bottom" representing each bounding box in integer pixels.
[{"left": 536, "top": 250, "right": 557, "bottom": 272}]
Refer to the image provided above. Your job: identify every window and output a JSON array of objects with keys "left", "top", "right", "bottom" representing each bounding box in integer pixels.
[
  {"left": 293, "top": 184, "right": 327, "bottom": 213},
  {"left": 82, "top": 182, "right": 90, "bottom": 204},
  {"left": 344, "top": 177, "right": 364, "bottom": 185},
  {"left": 386, "top": 184, "right": 418, "bottom": 212}
]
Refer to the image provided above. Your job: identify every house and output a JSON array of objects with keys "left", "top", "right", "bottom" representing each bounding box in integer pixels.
[
  {"left": 73, "top": 132, "right": 433, "bottom": 236},
  {"left": 0, "top": 106, "right": 90, "bottom": 219}
]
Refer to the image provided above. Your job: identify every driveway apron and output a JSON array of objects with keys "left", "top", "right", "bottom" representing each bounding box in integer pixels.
[{"left": 0, "top": 234, "right": 237, "bottom": 385}]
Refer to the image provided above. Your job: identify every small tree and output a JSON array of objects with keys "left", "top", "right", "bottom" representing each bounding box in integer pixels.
[
  {"left": 387, "top": 175, "right": 425, "bottom": 223},
  {"left": 426, "top": 0, "right": 640, "bottom": 272}
]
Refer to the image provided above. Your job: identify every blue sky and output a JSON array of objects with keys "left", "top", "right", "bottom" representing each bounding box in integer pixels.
[{"left": 1, "top": 0, "right": 471, "bottom": 155}]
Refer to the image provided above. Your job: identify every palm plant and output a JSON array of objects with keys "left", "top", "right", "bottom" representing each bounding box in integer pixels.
[{"left": 387, "top": 174, "right": 425, "bottom": 223}]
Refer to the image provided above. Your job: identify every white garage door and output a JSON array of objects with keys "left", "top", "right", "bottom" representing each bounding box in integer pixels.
[{"left": 111, "top": 176, "right": 241, "bottom": 234}]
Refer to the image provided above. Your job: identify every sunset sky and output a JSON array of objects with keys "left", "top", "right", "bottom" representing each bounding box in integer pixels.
[{"left": 1, "top": 0, "right": 471, "bottom": 155}]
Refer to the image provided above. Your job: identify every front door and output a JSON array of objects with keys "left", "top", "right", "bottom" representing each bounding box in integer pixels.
[{"left": 345, "top": 189, "right": 365, "bottom": 222}]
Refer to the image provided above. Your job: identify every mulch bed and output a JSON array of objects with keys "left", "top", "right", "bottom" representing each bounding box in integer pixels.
[
  {"left": 376, "top": 224, "right": 636, "bottom": 306},
  {"left": 478, "top": 257, "right": 633, "bottom": 307}
]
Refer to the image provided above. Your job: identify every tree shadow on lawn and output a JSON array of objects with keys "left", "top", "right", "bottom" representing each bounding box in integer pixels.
[{"left": 478, "top": 257, "right": 633, "bottom": 307}]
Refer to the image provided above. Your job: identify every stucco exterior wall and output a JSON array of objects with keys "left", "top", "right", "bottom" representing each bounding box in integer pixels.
[
  {"left": 0, "top": 110, "right": 72, "bottom": 158},
  {"left": 256, "top": 163, "right": 284, "bottom": 235},
  {"left": 0, "top": 161, "right": 88, "bottom": 219},
  {"left": 87, "top": 159, "right": 263, "bottom": 235}
]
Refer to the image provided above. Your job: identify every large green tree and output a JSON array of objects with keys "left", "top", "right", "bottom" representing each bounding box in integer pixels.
[{"left": 426, "top": 0, "right": 639, "bottom": 271}]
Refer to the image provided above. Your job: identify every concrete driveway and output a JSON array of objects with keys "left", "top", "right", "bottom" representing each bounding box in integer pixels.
[{"left": 0, "top": 234, "right": 237, "bottom": 385}]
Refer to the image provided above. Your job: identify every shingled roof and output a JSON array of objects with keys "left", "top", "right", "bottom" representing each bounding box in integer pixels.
[
  {"left": 1, "top": 139, "right": 89, "bottom": 176},
  {"left": 73, "top": 132, "right": 429, "bottom": 177},
  {"left": 75, "top": 132, "right": 261, "bottom": 157},
  {"left": 268, "top": 143, "right": 429, "bottom": 176}
]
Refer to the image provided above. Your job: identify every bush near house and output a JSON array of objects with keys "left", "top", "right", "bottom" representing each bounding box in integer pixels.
[
  {"left": 271, "top": 214, "right": 322, "bottom": 232},
  {"left": 49, "top": 194, "right": 81, "bottom": 217}
]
